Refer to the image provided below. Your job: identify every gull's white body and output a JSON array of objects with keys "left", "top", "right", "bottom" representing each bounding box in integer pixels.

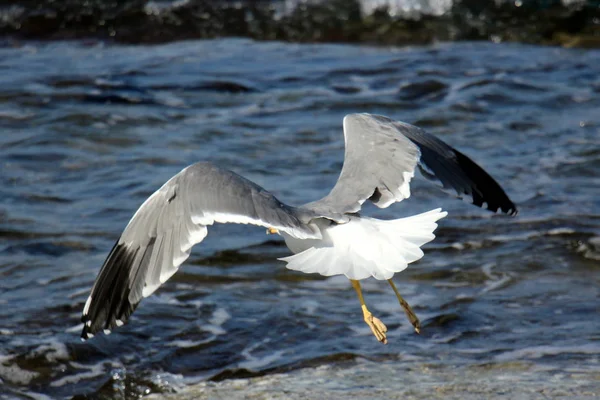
[{"left": 281, "top": 208, "right": 447, "bottom": 280}]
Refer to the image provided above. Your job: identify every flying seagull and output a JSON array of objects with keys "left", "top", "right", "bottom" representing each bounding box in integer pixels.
[{"left": 81, "top": 113, "right": 517, "bottom": 344}]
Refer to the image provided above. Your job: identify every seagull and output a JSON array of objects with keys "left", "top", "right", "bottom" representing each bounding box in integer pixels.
[{"left": 81, "top": 113, "right": 517, "bottom": 344}]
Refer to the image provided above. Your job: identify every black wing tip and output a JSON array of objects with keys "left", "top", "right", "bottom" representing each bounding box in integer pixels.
[
  {"left": 80, "top": 319, "right": 99, "bottom": 341},
  {"left": 470, "top": 195, "right": 518, "bottom": 216},
  {"left": 472, "top": 192, "right": 518, "bottom": 216},
  {"left": 80, "top": 301, "right": 139, "bottom": 340},
  {"left": 477, "top": 200, "right": 518, "bottom": 216},
  {"left": 503, "top": 204, "right": 519, "bottom": 216},
  {"left": 80, "top": 303, "right": 136, "bottom": 340},
  {"left": 80, "top": 241, "right": 140, "bottom": 341},
  {"left": 453, "top": 149, "right": 518, "bottom": 217}
]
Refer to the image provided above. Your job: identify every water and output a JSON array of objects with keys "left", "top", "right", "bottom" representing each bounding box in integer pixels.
[
  {"left": 1, "top": 39, "right": 599, "bottom": 399},
  {"left": 3, "top": 0, "right": 599, "bottom": 48}
]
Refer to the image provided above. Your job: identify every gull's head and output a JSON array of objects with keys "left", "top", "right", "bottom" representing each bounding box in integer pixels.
[{"left": 266, "top": 227, "right": 279, "bottom": 235}]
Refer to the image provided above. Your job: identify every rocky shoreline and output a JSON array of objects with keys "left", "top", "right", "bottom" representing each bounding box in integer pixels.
[{"left": 1, "top": 0, "right": 599, "bottom": 48}]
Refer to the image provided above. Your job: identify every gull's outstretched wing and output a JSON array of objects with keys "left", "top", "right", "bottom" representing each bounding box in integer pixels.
[
  {"left": 305, "top": 113, "right": 517, "bottom": 216},
  {"left": 81, "top": 162, "right": 318, "bottom": 339}
]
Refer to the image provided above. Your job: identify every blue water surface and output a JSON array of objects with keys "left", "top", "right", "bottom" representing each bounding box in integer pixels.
[{"left": 0, "top": 39, "right": 599, "bottom": 398}]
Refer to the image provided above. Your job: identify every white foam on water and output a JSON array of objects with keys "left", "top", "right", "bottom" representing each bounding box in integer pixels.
[
  {"left": 0, "top": 109, "right": 34, "bottom": 120},
  {"left": 489, "top": 231, "right": 538, "bottom": 242},
  {"left": 175, "top": 283, "right": 195, "bottom": 291},
  {"left": 188, "top": 300, "right": 204, "bottom": 309},
  {"left": 166, "top": 355, "right": 600, "bottom": 399},
  {"left": 547, "top": 227, "right": 575, "bottom": 235},
  {"left": 21, "top": 392, "right": 54, "bottom": 400},
  {"left": 578, "top": 236, "right": 600, "bottom": 260},
  {"left": 196, "top": 307, "right": 231, "bottom": 336},
  {"left": 450, "top": 240, "right": 484, "bottom": 250},
  {"left": 66, "top": 323, "right": 84, "bottom": 333},
  {"left": 151, "top": 293, "right": 185, "bottom": 305},
  {"left": 0, "top": 358, "right": 40, "bottom": 385},
  {"left": 239, "top": 350, "right": 285, "bottom": 371},
  {"left": 68, "top": 286, "right": 91, "bottom": 299},
  {"left": 433, "top": 281, "right": 470, "bottom": 288},
  {"left": 154, "top": 91, "right": 186, "bottom": 108},
  {"left": 455, "top": 347, "right": 499, "bottom": 355},
  {"left": 451, "top": 242, "right": 465, "bottom": 250},
  {"left": 480, "top": 263, "right": 512, "bottom": 294},
  {"left": 431, "top": 331, "right": 464, "bottom": 344},
  {"left": 481, "top": 274, "right": 512, "bottom": 294},
  {"left": 238, "top": 338, "right": 285, "bottom": 371},
  {"left": 151, "top": 371, "right": 187, "bottom": 393},
  {"left": 209, "top": 307, "right": 231, "bottom": 327},
  {"left": 200, "top": 324, "right": 226, "bottom": 336},
  {"left": 30, "top": 339, "right": 69, "bottom": 363},
  {"left": 240, "top": 338, "right": 269, "bottom": 357},
  {"left": 589, "top": 236, "right": 600, "bottom": 247},
  {"left": 494, "top": 343, "right": 600, "bottom": 362},
  {"left": 167, "top": 337, "right": 215, "bottom": 348},
  {"left": 50, "top": 361, "right": 106, "bottom": 387},
  {"left": 298, "top": 299, "right": 319, "bottom": 315}
]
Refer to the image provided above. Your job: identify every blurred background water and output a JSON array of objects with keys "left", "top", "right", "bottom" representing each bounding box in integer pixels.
[
  {"left": 1, "top": 2, "right": 600, "bottom": 399},
  {"left": 2, "top": 0, "right": 600, "bottom": 47}
]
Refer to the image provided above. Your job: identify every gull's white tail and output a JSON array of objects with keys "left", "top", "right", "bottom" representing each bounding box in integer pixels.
[{"left": 280, "top": 208, "right": 447, "bottom": 280}]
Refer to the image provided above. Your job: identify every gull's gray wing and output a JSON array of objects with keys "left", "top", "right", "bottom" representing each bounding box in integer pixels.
[
  {"left": 305, "top": 113, "right": 517, "bottom": 216},
  {"left": 81, "top": 162, "right": 319, "bottom": 339}
]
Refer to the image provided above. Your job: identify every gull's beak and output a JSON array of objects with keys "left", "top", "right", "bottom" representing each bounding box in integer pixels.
[{"left": 266, "top": 227, "right": 279, "bottom": 235}]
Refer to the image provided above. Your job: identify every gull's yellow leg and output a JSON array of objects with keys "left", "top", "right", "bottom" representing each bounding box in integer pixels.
[
  {"left": 350, "top": 279, "right": 388, "bottom": 344},
  {"left": 388, "top": 279, "right": 421, "bottom": 334}
]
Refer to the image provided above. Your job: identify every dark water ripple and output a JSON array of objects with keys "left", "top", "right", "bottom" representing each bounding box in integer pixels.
[{"left": 0, "top": 40, "right": 599, "bottom": 398}]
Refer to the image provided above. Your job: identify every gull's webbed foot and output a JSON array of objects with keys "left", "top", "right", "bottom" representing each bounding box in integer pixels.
[
  {"left": 361, "top": 305, "right": 388, "bottom": 344},
  {"left": 388, "top": 279, "right": 421, "bottom": 334},
  {"left": 351, "top": 279, "right": 388, "bottom": 344}
]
